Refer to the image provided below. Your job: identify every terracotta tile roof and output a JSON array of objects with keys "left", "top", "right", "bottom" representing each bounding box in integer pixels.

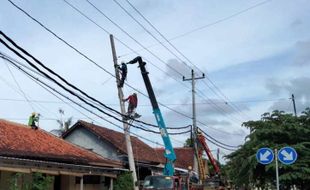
[
  {"left": 0, "top": 119, "right": 122, "bottom": 168},
  {"left": 155, "top": 147, "right": 194, "bottom": 170},
  {"left": 64, "top": 120, "right": 161, "bottom": 164}
]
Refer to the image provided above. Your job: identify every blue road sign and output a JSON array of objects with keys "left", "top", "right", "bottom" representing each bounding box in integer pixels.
[
  {"left": 256, "top": 148, "right": 274, "bottom": 165},
  {"left": 278, "top": 147, "right": 298, "bottom": 165}
]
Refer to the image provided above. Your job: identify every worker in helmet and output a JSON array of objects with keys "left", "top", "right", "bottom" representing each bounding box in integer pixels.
[
  {"left": 117, "top": 62, "right": 127, "bottom": 88},
  {"left": 28, "top": 112, "right": 40, "bottom": 130},
  {"left": 123, "top": 93, "right": 140, "bottom": 118}
]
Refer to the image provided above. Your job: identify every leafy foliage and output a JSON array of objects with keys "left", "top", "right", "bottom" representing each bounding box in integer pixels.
[
  {"left": 184, "top": 137, "right": 194, "bottom": 147},
  {"left": 225, "top": 108, "right": 310, "bottom": 189},
  {"left": 9, "top": 172, "right": 53, "bottom": 190},
  {"left": 56, "top": 117, "right": 72, "bottom": 132},
  {"left": 31, "top": 173, "right": 53, "bottom": 190},
  {"left": 113, "top": 171, "right": 134, "bottom": 190}
]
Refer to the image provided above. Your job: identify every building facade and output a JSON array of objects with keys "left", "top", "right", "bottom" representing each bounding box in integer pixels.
[{"left": 0, "top": 119, "right": 124, "bottom": 190}]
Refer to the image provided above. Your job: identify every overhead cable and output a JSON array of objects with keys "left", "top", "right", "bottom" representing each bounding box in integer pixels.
[
  {"left": 0, "top": 37, "right": 190, "bottom": 134},
  {"left": 114, "top": 0, "right": 251, "bottom": 123},
  {"left": 121, "top": 0, "right": 267, "bottom": 121},
  {"left": 112, "top": 0, "right": 189, "bottom": 69},
  {"left": 0, "top": 54, "right": 173, "bottom": 142},
  {"left": 0, "top": 36, "right": 151, "bottom": 131},
  {"left": 169, "top": 0, "right": 272, "bottom": 42},
  {"left": 6, "top": 0, "right": 242, "bottom": 138},
  {"left": 198, "top": 127, "right": 239, "bottom": 149},
  {"left": 82, "top": 0, "right": 184, "bottom": 77},
  {"left": 6, "top": 0, "right": 194, "bottom": 127},
  {"left": 0, "top": 31, "right": 163, "bottom": 129}
]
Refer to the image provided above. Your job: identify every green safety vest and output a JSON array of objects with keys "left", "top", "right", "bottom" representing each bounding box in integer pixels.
[{"left": 28, "top": 115, "right": 38, "bottom": 126}]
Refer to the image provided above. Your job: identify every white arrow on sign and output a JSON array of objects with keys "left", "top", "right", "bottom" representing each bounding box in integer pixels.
[
  {"left": 260, "top": 150, "right": 271, "bottom": 161},
  {"left": 281, "top": 150, "right": 293, "bottom": 161}
]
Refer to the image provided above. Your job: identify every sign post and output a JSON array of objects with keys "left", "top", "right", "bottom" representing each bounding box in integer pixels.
[
  {"left": 275, "top": 149, "right": 279, "bottom": 190},
  {"left": 256, "top": 146, "right": 297, "bottom": 190}
]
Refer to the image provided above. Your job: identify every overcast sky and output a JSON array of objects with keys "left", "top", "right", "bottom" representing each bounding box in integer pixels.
[{"left": 1, "top": 0, "right": 310, "bottom": 161}]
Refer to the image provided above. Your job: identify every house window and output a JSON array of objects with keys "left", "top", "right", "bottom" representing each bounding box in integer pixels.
[{"left": 75, "top": 175, "right": 101, "bottom": 184}]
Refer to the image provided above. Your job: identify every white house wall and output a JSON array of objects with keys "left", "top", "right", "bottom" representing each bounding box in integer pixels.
[{"left": 64, "top": 127, "right": 121, "bottom": 161}]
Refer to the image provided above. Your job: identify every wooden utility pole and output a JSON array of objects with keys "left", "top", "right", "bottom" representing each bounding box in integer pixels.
[
  {"left": 110, "top": 34, "right": 138, "bottom": 190},
  {"left": 217, "top": 148, "right": 220, "bottom": 163},
  {"left": 183, "top": 69, "right": 205, "bottom": 181}
]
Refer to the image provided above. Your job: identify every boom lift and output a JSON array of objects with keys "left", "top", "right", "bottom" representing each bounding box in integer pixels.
[
  {"left": 197, "top": 132, "right": 220, "bottom": 175},
  {"left": 196, "top": 131, "right": 224, "bottom": 190},
  {"left": 197, "top": 144, "right": 207, "bottom": 181},
  {"left": 127, "top": 57, "right": 203, "bottom": 190},
  {"left": 127, "top": 56, "right": 176, "bottom": 176}
]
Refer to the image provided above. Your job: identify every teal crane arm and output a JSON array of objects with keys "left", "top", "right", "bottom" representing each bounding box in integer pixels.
[{"left": 127, "top": 56, "right": 176, "bottom": 176}]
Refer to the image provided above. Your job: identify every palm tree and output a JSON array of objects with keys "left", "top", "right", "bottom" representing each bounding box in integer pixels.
[
  {"left": 57, "top": 117, "right": 72, "bottom": 132},
  {"left": 56, "top": 108, "right": 72, "bottom": 132}
]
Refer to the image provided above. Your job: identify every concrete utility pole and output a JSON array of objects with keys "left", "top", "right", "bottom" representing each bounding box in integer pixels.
[
  {"left": 110, "top": 34, "right": 138, "bottom": 190},
  {"left": 291, "top": 94, "right": 297, "bottom": 117},
  {"left": 183, "top": 69, "right": 205, "bottom": 181}
]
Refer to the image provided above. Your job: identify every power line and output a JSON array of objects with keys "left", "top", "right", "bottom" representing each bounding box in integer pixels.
[
  {"left": 2, "top": 60, "right": 60, "bottom": 119},
  {"left": 4, "top": 60, "right": 36, "bottom": 111},
  {"left": 6, "top": 0, "right": 194, "bottom": 126},
  {"left": 169, "top": 0, "right": 272, "bottom": 42},
  {"left": 1, "top": 54, "right": 192, "bottom": 131},
  {"left": 1, "top": 35, "right": 191, "bottom": 134},
  {"left": 201, "top": 135, "right": 237, "bottom": 152},
  {"left": 0, "top": 97, "right": 290, "bottom": 105},
  {"left": 112, "top": 0, "right": 190, "bottom": 70},
  {"left": 198, "top": 127, "right": 240, "bottom": 148},
  {"left": 1, "top": 56, "right": 59, "bottom": 119},
  {"left": 1, "top": 36, "right": 240, "bottom": 152},
  {"left": 118, "top": 0, "right": 271, "bottom": 58},
  {"left": 113, "top": 0, "right": 251, "bottom": 123},
  {"left": 6, "top": 0, "right": 245, "bottom": 139},
  {"left": 3, "top": 57, "right": 187, "bottom": 150},
  {"left": 121, "top": 0, "right": 203, "bottom": 74},
  {"left": 7, "top": 0, "right": 188, "bottom": 113},
  {"left": 195, "top": 88, "right": 245, "bottom": 124},
  {"left": 0, "top": 53, "right": 174, "bottom": 141},
  {"left": 82, "top": 0, "right": 185, "bottom": 77},
  {"left": 111, "top": 0, "right": 244, "bottom": 126},
  {"left": 64, "top": 0, "right": 190, "bottom": 89},
  {"left": 119, "top": 0, "right": 267, "bottom": 122},
  {"left": 201, "top": 80, "right": 251, "bottom": 121},
  {"left": 1, "top": 35, "right": 150, "bottom": 130},
  {"left": 1, "top": 55, "right": 166, "bottom": 147},
  {"left": 0, "top": 31, "right": 167, "bottom": 129},
  {"left": 63, "top": 0, "right": 188, "bottom": 87},
  {"left": 61, "top": 0, "right": 195, "bottom": 120}
]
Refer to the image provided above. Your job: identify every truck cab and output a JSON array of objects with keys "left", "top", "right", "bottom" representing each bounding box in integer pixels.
[
  {"left": 143, "top": 175, "right": 192, "bottom": 190},
  {"left": 142, "top": 175, "right": 203, "bottom": 190}
]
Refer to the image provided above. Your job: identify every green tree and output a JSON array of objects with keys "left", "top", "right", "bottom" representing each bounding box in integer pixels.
[
  {"left": 113, "top": 172, "right": 134, "bottom": 190},
  {"left": 56, "top": 117, "right": 72, "bottom": 131},
  {"left": 9, "top": 172, "right": 53, "bottom": 190},
  {"left": 31, "top": 173, "right": 53, "bottom": 190},
  {"left": 184, "top": 137, "right": 194, "bottom": 147},
  {"left": 225, "top": 108, "right": 310, "bottom": 189},
  {"left": 56, "top": 108, "right": 72, "bottom": 132}
]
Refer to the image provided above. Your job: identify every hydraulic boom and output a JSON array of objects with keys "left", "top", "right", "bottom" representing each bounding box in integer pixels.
[
  {"left": 127, "top": 56, "right": 176, "bottom": 176},
  {"left": 197, "top": 132, "right": 220, "bottom": 175}
]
